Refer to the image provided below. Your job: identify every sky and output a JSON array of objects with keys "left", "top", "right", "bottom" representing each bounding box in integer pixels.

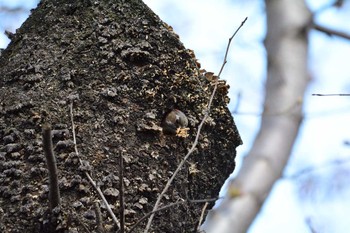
[{"left": 1, "top": 0, "right": 350, "bottom": 232}]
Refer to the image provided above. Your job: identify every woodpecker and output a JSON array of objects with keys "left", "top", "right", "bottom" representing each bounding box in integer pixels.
[{"left": 161, "top": 109, "right": 188, "bottom": 134}]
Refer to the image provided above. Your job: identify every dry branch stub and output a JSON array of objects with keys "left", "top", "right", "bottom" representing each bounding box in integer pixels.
[{"left": 0, "top": 0, "right": 242, "bottom": 232}]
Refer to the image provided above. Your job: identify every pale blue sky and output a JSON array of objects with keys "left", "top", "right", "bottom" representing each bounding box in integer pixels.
[{"left": 1, "top": 0, "right": 350, "bottom": 232}]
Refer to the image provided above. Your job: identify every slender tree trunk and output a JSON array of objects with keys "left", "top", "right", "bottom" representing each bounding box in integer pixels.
[{"left": 201, "top": 1, "right": 311, "bottom": 232}]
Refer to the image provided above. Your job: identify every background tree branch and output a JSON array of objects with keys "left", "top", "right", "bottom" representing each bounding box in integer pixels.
[
  {"left": 312, "top": 22, "right": 350, "bottom": 41},
  {"left": 201, "top": 0, "right": 311, "bottom": 232}
]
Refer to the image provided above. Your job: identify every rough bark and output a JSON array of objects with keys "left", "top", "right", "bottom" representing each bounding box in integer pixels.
[
  {"left": 0, "top": 0, "right": 241, "bottom": 232},
  {"left": 201, "top": 1, "right": 311, "bottom": 232}
]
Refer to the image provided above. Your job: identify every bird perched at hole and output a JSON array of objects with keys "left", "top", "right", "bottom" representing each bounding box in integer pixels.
[{"left": 161, "top": 109, "right": 188, "bottom": 134}]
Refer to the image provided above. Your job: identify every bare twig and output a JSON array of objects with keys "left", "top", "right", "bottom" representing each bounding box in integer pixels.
[
  {"left": 119, "top": 153, "right": 125, "bottom": 233},
  {"left": 143, "top": 17, "right": 247, "bottom": 233},
  {"left": 286, "top": 155, "right": 350, "bottom": 179},
  {"left": 306, "top": 217, "right": 318, "bottom": 233},
  {"left": 42, "top": 123, "right": 61, "bottom": 211},
  {"left": 132, "top": 201, "right": 185, "bottom": 233},
  {"left": 69, "top": 103, "right": 120, "bottom": 229},
  {"left": 130, "top": 198, "right": 218, "bottom": 233},
  {"left": 94, "top": 201, "right": 104, "bottom": 233},
  {"left": 0, "top": 6, "right": 29, "bottom": 13},
  {"left": 197, "top": 202, "right": 209, "bottom": 231},
  {"left": 73, "top": 211, "right": 92, "bottom": 233},
  {"left": 312, "top": 22, "right": 350, "bottom": 41},
  {"left": 312, "top": 93, "right": 350, "bottom": 96},
  {"left": 312, "top": 0, "right": 345, "bottom": 15},
  {"left": 333, "top": 0, "right": 345, "bottom": 8},
  {"left": 190, "top": 197, "right": 218, "bottom": 203},
  {"left": 218, "top": 17, "right": 247, "bottom": 77}
]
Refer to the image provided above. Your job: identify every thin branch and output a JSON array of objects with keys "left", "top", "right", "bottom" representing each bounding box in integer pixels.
[
  {"left": 131, "top": 201, "right": 185, "bottom": 233},
  {"left": 94, "top": 201, "right": 104, "bottom": 233},
  {"left": 286, "top": 155, "right": 350, "bottom": 179},
  {"left": 232, "top": 92, "right": 242, "bottom": 114},
  {"left": 190, "top": 197, "right": 218, "bottom": 203},
  {"left": 312, "top": 0, "right": 344, "bottom": 14},
  {"left": 197, "top": 202, "right": 209, "bottom": 231},
  {"left": 306, "top": 217, "right": 318, "bottom": 233},
  {"left": 73, "top": 211, "right": 92, "bottom": 233},
  {"left": 119, "top": 153, "right": 125, "bottom": 233},
  {"left": 333, "top": 0, "right": 345, "bottom": 8},
  {"left": 312, "top": 93, "right": 350, "bottom": 96},
  {"left": 130, "top": 198, "right": 218, "bottom": 233},
  {"left": 232, "top": 106, "right": 350, "bottom": 119},
  {"left": 143, "top": 17, "right": 247, "bottom": 233},
  {"left": 312, "top": 22, "right": 350, "bottom": 41},
  {"left": 42, "top": 123, "right": 61, "bottom": 211},
  {"left": 69, "top": 103, "right": 120, "bottom": 229},
  {"left": 217, "top": 17, "right": 248, "bottom": 77},
  {"left": 0, "top": 6, "right": 29, "bottom": 13}
]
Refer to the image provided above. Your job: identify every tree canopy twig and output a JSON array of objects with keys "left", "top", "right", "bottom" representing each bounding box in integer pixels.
[
  {"left": 312, "top": 22, "right": 350, "bottom": 41},
  {"left": 312, "top": 94, "right": 350, "bottom": 96}
]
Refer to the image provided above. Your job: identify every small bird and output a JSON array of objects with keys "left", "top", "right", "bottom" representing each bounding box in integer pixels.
[{"left": 162, "top": 109, "right": 188, "bottom": 134}]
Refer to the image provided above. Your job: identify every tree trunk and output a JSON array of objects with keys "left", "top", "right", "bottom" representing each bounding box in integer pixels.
[
  {"left": 0, "top": 0, "right": 241, "bottom": 232},
  {"left": 201, "top": 0, "right": 311, "bottom": 232}
]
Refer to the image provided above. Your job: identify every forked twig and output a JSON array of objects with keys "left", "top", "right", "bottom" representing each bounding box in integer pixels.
[
  {"left": 131, "top": 201, "right": 185, "bottom": 233},
  {"left": 143, "top": 17, "right": 248, "bottom": 233},
  {"left": 129, "top": 198, "right": 218, "bottom": 233},
  {"left": 69, "top": 103, "right": 120, "bottom": 229}
]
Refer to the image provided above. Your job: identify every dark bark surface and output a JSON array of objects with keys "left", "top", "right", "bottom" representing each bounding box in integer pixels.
[{"left": 0, "top": 0, "right": 242, "bottom": 232}]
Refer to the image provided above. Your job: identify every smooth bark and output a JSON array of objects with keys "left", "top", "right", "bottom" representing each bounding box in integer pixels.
[{"left": 201, "top": 1, "right": 311, "bottom": 232}]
